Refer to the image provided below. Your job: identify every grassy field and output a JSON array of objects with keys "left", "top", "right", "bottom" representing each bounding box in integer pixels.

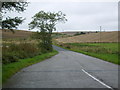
[
  {"left": 55, "top": 43, "right": 119, "bottom": 65},
  {"left": 2, "top": 50, "right": 58, "bottom": 83}
]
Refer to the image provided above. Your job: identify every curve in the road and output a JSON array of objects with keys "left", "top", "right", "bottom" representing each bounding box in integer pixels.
[{"left": 3, "top": 45, "right": 119, "bottom": 89}]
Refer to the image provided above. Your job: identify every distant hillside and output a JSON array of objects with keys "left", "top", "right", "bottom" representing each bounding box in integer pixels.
[
  {"left": 56, "top": 31, "right": 119, "bottom": 43},
  {"left": 59, "top": 31, "right": 97, "bottom": 35},
  {"left": 1, "top": 29, "right": 33, "bottom": 39}
]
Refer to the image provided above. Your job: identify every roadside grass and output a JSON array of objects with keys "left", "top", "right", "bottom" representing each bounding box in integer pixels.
[
  {"left": 2, "top": 50, "right": 58, "bottom": 83},
  {"left": 71, "top": 49, "right": 119, "bottom": 64},
  {"left": 54, "top": 42, "right": 119, "bottom": 65},
  {"left": 0, "top": 64, "right": 2, "bottom": 88}
]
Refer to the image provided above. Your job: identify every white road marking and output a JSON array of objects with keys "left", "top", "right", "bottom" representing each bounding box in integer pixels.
[{"left": 82, "top": 69, "right": 114, "bottom": 90}]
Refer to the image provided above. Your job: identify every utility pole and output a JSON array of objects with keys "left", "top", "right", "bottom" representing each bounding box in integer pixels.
[
  {"left": 99, "top": 26, "right": 102, "bottom": 43},
  {"left": 57, "top": 29, "right": 58, "bottom": 34},
  {"left": 63, "top": 29, "right": 64, "bottom": 32},
  {"left": 104, "top": 29, "right": 105, "bottom": 32}
]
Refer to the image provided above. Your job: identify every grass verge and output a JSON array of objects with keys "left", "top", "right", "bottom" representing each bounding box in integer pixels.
[
  {"left": 54, "top": 43, "right": 119, "bottom": 65},
  {"left": 2, "top": 50, "right": 58, "bottom": 83}
]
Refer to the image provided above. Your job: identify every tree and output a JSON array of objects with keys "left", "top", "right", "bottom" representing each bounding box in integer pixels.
[
  {"left": 1, "top": 2, "right": 28, "bottom": 32},
  {"left": 29, "top": 11, "right": 67, "bottom": 52}
]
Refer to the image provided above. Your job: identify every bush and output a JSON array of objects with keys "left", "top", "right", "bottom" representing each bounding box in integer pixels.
[
  {"left": 2, "top": 51, "right": 19, "bottom": 64},
  {"left": 35, "top": 32, "right": 53, "bottom": 53},
  {"left": 74, "top": 32, "right": 80, "bottom": 36},
  {"left": 2, "top": 43, "right": 40, "bottom": 64}
]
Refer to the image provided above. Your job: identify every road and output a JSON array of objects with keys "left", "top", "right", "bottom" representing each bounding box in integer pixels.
[{"left": 3, "top": 45, "right": 119, "bottom": 89}]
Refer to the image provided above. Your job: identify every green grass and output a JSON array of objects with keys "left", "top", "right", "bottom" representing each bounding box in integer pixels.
[
  {"left": 0, "top": 64, "right": 2, "bottom": 88},
  {"left": 2, "top": 50, "right": 58, "bottom": 83},
  {"left": 70, "top": 43, "right": 118, "bottom": 52},
  {"left": 71, "top": 49, "right": 119, "bottom": 65},
  {"left": 54, "top": 42, "right": 119, "bottom": 65}
]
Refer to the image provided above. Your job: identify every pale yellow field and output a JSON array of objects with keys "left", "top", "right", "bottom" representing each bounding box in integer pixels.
[
  {"left": 1, "top": 29, "right": 33, "bottom": 39},
  {"left": 56, "top": 31, "right": 119, "bottom": 43}
]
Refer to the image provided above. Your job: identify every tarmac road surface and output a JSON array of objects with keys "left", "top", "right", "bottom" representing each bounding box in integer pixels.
[{"left": 3, "top": 45, "right": 119, "bottom": 89}]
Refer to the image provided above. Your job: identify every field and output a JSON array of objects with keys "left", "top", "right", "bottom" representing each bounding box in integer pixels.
[
  {"left": 2, "top": 29, "right": 33, "bottom": 39},
  {"left": 56, "top": 31, "right": 119, "bottom": 43}
]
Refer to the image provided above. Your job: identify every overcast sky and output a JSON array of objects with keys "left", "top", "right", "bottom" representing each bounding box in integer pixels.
[{"left": 6, "top": 1, "right": 118, "bottom": 32}]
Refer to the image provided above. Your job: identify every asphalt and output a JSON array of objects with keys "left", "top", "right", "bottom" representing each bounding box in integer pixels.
[{"left": 3, "top": 45, "right": 119, "bottom": 89}]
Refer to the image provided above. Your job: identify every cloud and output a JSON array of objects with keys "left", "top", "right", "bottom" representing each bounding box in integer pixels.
[
  {"left": 6, "top": 2, "right": 118, "bottom": 31},
  {"left": 27, "top": 0, "right": 119, "bottom": 2}
]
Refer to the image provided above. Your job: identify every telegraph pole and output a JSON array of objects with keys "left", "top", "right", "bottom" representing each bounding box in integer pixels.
[
  {"left": 104, "top": 29, "right": 105, "bottom": 32},
  {"left": 99, "top": 26, "right": 102, "bottom": 43},
  {"left": 57, "top": 29, "right": 58, "bottom": 34}
]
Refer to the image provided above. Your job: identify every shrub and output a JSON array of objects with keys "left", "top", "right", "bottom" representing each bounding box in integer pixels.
[
  {"left": 64, "top": 45, "right": 71, "bottom": 49},
  {"left": 2, "top": 42, "right": 40, "bottom": 64},
  {"left": 74, "top": 32, "right": 80, "bottom": 36},
  {"left": 2, "top": 51, "right": 19, "bottom": 64}
]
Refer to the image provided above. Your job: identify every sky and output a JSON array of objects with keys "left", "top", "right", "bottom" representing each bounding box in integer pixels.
[{"left": 5, "top": 0, "right": 118, "bottom": 32}]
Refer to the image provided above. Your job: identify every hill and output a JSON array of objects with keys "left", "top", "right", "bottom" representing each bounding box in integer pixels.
[
  {"left": 59, "top": 31, "right": 96, "bottom": 35},
  {"left": 1, "top": 29, "right": 33, "bottom": 39},
  {"left": 55, "top": 31, "right": 119, "bottom": 43}
]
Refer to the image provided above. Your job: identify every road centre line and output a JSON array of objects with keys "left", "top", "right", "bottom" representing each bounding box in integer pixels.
[{"left": 82, "top": 69, "right": 114, "bottom": 90}]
